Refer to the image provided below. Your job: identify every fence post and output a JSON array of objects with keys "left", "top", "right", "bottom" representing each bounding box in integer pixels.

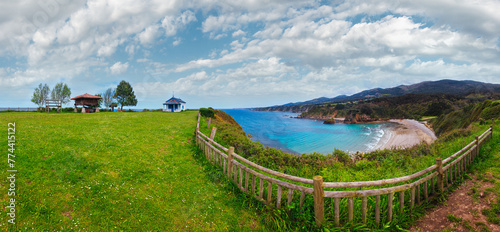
[
  {"left": 491, "top": 118, "right": 494, "bottom": 133},
  {"left": 491, "top": 125, "right": 494, "bottom": 140},
  {"left": 207, "top": 117, "right": 212, "bottom": 129},
  {"left": 210, "top": 127, "right": 217, "bottom": 141},
  {"left": 490, "top": 118, "right": 493, "bottom": 139},
  {"left": 197, "top": 113, "right": 201, "bottom": 131},
  {"left": 228, "top": 147, "right": 234, "bottom": 179},
  {"left": 313, "top": 176, "right": 324, "bottom": 227},
  {"left": 436, "top": 158, "right": 443, "bottom": 193},
  {"left": 475, "top": 136, "right": 479, "bottom": 158}
]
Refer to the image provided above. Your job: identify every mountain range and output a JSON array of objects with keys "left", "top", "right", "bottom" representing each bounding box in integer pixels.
[{"left": 261, "top": 79, "right": 500, "bottom": 109}]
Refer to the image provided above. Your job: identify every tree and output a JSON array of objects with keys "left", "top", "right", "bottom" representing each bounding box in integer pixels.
[
  {"left": 102, "top": 88, "right": 115, "bottom": 110},
  {"left": 50, "top": 82, "right": 71, "bottom": 104},
  {"left": 94, "top": 94, "right": 103, "bottom": 108},
  {"left": 110, "top": 103, "right": 118, "bottom": 112},
  {"left": 425, "top": 102, "right": 451, "bottom": 116},
  {"left": 114, "top": 80, "right": 137, "bottom": 110},
  {"left": 360, "top": 104, "right": 373, "bottom": 116},
  {"left": 31, "top": 83, "right": 50, "bottom": 108},
  {"left": 334, "top": 104, "right": 345, "bottom": 110}
]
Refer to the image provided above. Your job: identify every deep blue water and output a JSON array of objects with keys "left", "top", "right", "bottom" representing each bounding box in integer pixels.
[{"left": 222, "top": 109, "right": 395, "bottom": 155}]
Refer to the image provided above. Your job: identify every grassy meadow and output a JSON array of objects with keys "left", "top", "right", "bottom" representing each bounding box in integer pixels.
[{"left": 0, "top": 111, "right": 263, "bottom": 231}]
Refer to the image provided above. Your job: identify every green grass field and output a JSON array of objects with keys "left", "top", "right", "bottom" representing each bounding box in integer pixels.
[{"left": 0, "top": 111, "right": 263, "bottom": 231}]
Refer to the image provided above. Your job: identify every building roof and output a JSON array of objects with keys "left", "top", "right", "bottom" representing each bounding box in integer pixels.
[
  {"left": 71, "top": 93, "right": 103, "bottom": 100},
  {"left": 163, "top": 97, "right": 186, "bottom": 105}
]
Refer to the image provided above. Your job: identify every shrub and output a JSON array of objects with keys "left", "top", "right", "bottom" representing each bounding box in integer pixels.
[
  {"left": 331, "top": 148, "right": 351, "bottom": 165},
  {"left": 480, "top": 104, "right": 500, "bottom": 120},
  {"left": 199, "top": 107, "right": 215, "bottom": 118}
]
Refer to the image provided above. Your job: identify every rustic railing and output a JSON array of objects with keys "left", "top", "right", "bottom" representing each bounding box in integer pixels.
[
  {"left": 195, "top": 113, "right": 494, "bottom": 227},
  {"left": 45, "top": 99, "right": 63, "bottom": 113},
  {"left": 0, "top": 107, "right": 38, "bottom": 112}
]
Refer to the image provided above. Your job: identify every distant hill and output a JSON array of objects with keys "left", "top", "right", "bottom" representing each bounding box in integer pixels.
[{"left": 255, "top": 79, "right": 500, "bottom": 112}]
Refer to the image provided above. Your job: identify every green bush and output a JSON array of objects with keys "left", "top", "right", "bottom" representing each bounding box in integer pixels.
[
  {"left": 480, "top": 104, "right": 500, "bottom": 120},
  {"left": 332, "top": 148, "right": 351, "bottom": 164},
  {"left": 199, "top": 107, "right": 215, "bottom": 118}
]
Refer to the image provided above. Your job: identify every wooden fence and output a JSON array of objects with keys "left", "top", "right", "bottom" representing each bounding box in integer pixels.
[
  {"left": 0, "top": 107, "right": 38, "bottom": 112},
  {"left": 45, "top": 99, "right": 62, "bottom": 113},
  {"left": 195, "top": 113, "right": 494, "bottom": 227}
]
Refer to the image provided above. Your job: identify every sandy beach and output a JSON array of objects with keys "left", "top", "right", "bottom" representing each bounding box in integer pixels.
[{"left": 375, "top": 119, "right": 437, "bottom": 150}]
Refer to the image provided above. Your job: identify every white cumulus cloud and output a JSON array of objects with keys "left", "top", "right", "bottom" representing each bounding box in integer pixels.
[{"left": 109, "top": 62, "right": 129, "bottom": 75}]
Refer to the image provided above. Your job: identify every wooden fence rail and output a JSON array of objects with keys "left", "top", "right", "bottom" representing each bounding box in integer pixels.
[
  {"left": 195, "top": 113, "right": 494, "bottom": 227},
  {"left": 0, "top": 107, "right": 38, "bottom": 112},
  {"left": 45, "top": 99, "right": 62, "bottom": 113}
]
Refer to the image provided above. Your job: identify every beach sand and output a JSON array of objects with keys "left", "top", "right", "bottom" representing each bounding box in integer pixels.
[{"left": 375, "top": 119, "right": 437, "bottom": 150}]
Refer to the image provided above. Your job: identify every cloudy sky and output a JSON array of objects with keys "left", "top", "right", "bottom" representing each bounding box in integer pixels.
[{"left": 1, "top": 0, "right": 500, "bottom": 109}]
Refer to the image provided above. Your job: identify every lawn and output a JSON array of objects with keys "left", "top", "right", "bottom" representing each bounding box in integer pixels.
[{"left": 0, "top": 111, "right": 263, "bottom": 231}]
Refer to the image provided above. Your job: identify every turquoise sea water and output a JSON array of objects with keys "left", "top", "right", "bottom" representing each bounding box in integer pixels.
[{"left": 222, "top": 109, "right": 396, "bottom": 155}]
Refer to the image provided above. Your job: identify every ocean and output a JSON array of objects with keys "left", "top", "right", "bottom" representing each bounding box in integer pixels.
[{"left": 222, "top": 109, "right": 396, "bottom": 155}]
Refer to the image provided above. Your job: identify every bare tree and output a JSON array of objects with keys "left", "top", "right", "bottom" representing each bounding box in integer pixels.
[{"left": 102, "top": 88, "right": 115, "bottom": 110}]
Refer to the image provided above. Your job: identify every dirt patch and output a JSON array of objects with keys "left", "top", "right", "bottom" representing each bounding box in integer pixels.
[
  {"left": 248, "top": 219, "right": 258, "bottom": 230},
  {"left": 62, "top": 210, "right": 72, "bottom": 219},
  {"left": 410, "top": 176, "right": 499, "bottom": 232}
]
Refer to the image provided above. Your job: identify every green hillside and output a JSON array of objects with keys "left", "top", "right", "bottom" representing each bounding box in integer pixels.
[
  {"left": 0, "top": 111, "right": 263, "bottom": 231},
  {"left": 199, "top": 106, "right": 498, "bottom": 230}
]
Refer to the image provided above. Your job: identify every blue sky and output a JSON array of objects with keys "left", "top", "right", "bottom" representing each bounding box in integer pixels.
[{"left": 1, "top": 0, "right": 500, "bottom": 109}]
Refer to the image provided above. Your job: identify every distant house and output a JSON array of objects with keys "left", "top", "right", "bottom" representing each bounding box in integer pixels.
[
  {"left": 71, "top": 93, "right": 102, "bottom": 113},
  {"left": 163, "top": 96, "right": 186, "bottom": 112}
]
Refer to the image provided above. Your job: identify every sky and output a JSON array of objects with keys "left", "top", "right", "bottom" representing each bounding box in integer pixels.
[{"left": 1, "top": 0, "right": 500, "bottom": 109}]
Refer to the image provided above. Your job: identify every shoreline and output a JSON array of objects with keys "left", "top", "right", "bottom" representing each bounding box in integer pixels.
[
  {"left": 373, "top": 119, "right": 437, "bottom": 151},
  {"left": 229, "top": 109, "right": 439, "bottom": 154}
]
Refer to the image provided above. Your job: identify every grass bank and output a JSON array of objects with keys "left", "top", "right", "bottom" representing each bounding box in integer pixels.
[
  {"left": 200, "top": 109, "right": 493, "bottom": 183},
  {"left": 0, "top": 111, "right": 263, "bottom": 231},
  {"left": 466, "top": 121, "right": 500, "bottom": 228},
  {"left": 198, "top": 108, "right": 497, "bottom": 230}
]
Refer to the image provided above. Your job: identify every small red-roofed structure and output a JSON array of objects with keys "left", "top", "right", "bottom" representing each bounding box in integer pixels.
[{"left": 71, "top": 93, "right": 102, "bottom": 113}]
